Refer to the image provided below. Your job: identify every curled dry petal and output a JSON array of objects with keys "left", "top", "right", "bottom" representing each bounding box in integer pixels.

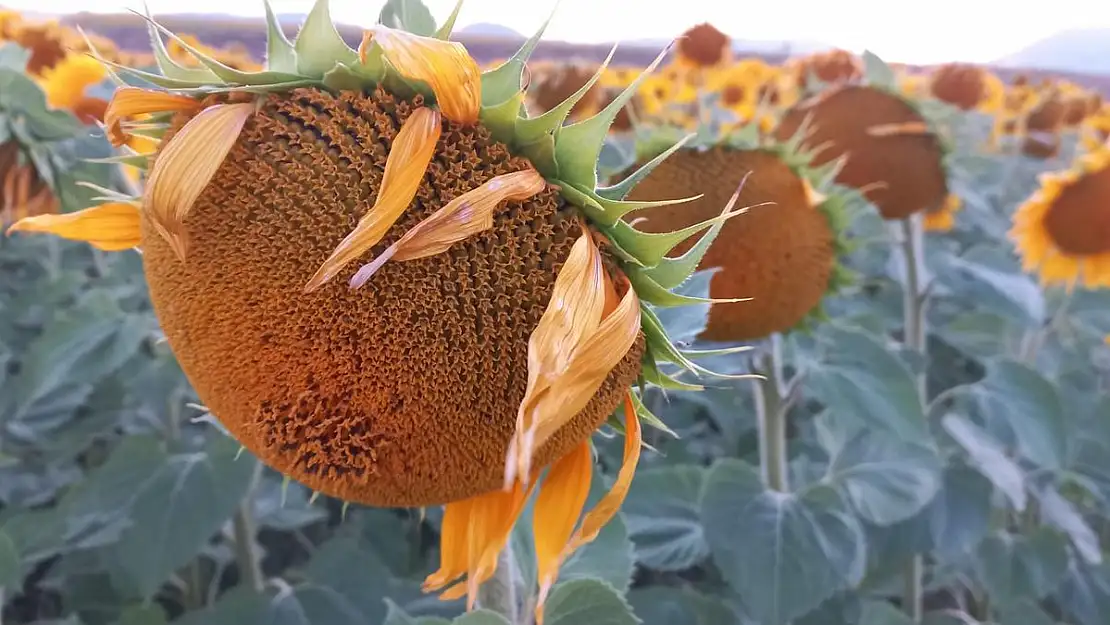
[
  {"left": 349, "top": 168, "right": 546, "bottom": 288},
  {"left": 531, "top": 441, "right": 593, "bottom": 615},
  {"left": 144, "top": 102, "right": 255, "bottom": 261},
  {"left": 305, "top": 106, "right": 442, "bottom": 292},
  {"left": 104, "top": 87, "right": 201, "bottom": 147},
  {"left": 6, "top": 202, "right": 141, "bottom": 251},
  {"left": 361, "top": 26, "right": 481, "bottom": 124},
  {"left": 866, "top": 121, "right": 932, "bottom": 137},
  {"left": 505, "top": 230, "right": 642, "bottom": 489}
]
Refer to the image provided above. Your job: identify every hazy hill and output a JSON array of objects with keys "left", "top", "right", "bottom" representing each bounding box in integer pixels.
[{"left": 996, "top": 29, "right": 1110, "bottom": 75}]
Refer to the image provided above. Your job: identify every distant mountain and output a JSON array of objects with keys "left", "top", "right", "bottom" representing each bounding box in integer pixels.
[
  {"left": 995, "top": 29, "right": 1110, "bottom": 75},
  {"left": 456, "top": 23, "right": 524, "bottom": 39}
]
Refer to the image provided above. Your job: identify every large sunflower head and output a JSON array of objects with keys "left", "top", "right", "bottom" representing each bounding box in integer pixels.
[
  {"left": 772, "top": 70, "right": 951, "bottom": 223},
  {"left": 7, "top": 2, "right": 751, "bottom": 617},
  {"left": 615, "top": 119, "right": 858, "bottom": 343},
  {"left": 1010, "top": 147, "right": 1110, "bottom": 289}
]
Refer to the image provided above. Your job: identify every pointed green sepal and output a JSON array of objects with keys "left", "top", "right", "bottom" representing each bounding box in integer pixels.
[
  {"left": 235, "top": 445, "right": 246, "bottom": 460},
  {"left": 295, "top": 0, "right": 359, "bottom": 77},
  {"left": 308, "top": 490, "right": 321, "bottom": 505},
  {"left": 629, "top": 389, "right": 679, "bottom": 438},
  {"left": 76, "top": 27, "right": 126, "bottom": 87},
  {"left": 480, "top": 4, "right": 557, "bottom": 106},
  {"left": 264, "top": 0, "right": 299, "bottom": 73},
  {"left": 99, "top": 59, "right": 218, "bottom": 89},
  {"left": 280, "top": 475, "right": 291, "bottom": 507},
  {"left": 554, "top": 181, "right": 609, "bottom": 225},
  {"left": 641, "top": 305, "right": 753, "bottom": 380},
  {"left": 553, "top": 40, "right": 673, "bottom": 190},
  {"left": 642, "top": 356, "right": 704, "bottom": 392},
  {"left": 605, "top": 196, "right": 746, "bottom": 269},
  {"left": 435, "top": 0, "right": 465, "bottom": 40},
  {"left": 144, "top": 16, "right": 305, "bottom": 85},
  {"left": 322, "top": 63, "right": 368, "bottom": 91},
  {"left": 681, "top": 345, "right": 754, "bottom": 359},
  {"left": 479, "top": 90, "right": 527, "bottom": 145},
  {"left": 597, "top": 132, "right": 695, "bottom": 201},
  {"left": 84, "top": 153, "right": 152, "bottom": 169},
  {"left": 628, "top": 266, "right": 748, "bottom": 308},
  {"left": 515, "top": 43, "right": 618, "bottom": 148},
  {"left": 141, "top": 11, "right": 222, "bottom": 83},
  {"left": 341, "top": 500, "right": 351, "bottom": 521}
]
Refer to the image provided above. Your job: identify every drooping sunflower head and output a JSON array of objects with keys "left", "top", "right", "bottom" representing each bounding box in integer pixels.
[
  {"left": 773, "top": 78, "right": 951, "bottom": 222},
  {"left": 927, "top": 62, "right": 988, "bottom": 111},
  {"left": 616, "top": 119, "right": 858, "bottom": 342},
  {"left": 8, "top": 2, "right": 752, "bottom": 617},
  {"left": 1010, "top": 147, "right": 1110, "bottom": 289},
  {"left": 675, "top": 22, "right": 731, "bottom": 70}
]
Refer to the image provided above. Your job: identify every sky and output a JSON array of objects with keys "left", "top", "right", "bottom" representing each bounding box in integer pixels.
[{"left": 5, "top": 0, "right": 1110, "bottom": 65}]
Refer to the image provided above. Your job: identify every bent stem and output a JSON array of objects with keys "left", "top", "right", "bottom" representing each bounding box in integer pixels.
[
  {"left": 754, "top": 333, "right": 789, "bottom": 493},
  {"left": 478, "top": 542, "right": 519, "bottom": 624},
  {"left": 899, "top": 215, "right": 927, "bottom": 622}
]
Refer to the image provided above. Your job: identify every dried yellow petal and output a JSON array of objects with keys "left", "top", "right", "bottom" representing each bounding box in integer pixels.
[{"left": 104, "top": 87, "right": 201, "bottom": 147}]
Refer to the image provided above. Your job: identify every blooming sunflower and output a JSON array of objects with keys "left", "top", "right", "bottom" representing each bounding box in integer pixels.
[
  {"left": 617, "top": 122, "right": 856, "bottom": 342},
  {"left": 1010, "top": 147, "right": 1110, "bottom": 289},
  {"left": 674, "top": 22, "right": 731, "bottom": 73},
  {"left": 35, "top": 52, "right": 110, "bottom": 125},
  {"left": 773, "top": 80, "right": 951, "bottom": 223},
  {"left": 1022, "top": 90, "right": 1067, "bottom": 158},
  {"left": 927, "top": 63, "right": 990, "bottom": 111},
  {"left": 7, "top": 2, "right": 746, "bottom": 618}
]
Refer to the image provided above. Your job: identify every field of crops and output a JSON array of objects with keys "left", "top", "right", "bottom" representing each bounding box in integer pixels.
[{"left": 3, "top": 2, "right": 1110, "bottom": 625}]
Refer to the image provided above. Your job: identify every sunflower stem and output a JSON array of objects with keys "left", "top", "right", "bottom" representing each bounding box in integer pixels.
[
  {"left": 899, "top": 215, "right": 927, "bottom": 622},
  {"left": 754, "top": 334, "right": 789, "bottom": 493},
  {"left": 478, "top": 543, "right": 519, "bottom": 624},
  {"left": 232, "top": 462, "right": 264, "bottom": 593}
]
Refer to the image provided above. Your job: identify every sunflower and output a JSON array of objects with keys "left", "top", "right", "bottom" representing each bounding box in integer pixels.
[
  {"left": 1080, "top": 104, "right": 1110, "bottom": 152},
  {"left": 927, "top": 63, "right": 989, "bottom": 111},
  {"left": 1010, "top": 147, "right": 1110, "bottom": 289},
  {"left": 526, "top": 59, "right": 605, "bottom": 121},
  {"left": 791, "top": 48, "right": 862, "bottom": 91},
  {"left": 1022, "top": 90, "right": 1067, "bottom": 158},
  {"left": 773, "top": 83, "right": 950, "bottom": 222},
  {"left": 0, "top": 141, "right": 59, "bottom": 225},
  {"left": 7, "top": 3, "right": 745, "bottom": 619},
  {"left": 674, "top": 22, "right": 731, "bottom": 73},
  {"left": 35, "top": 52, "right": 110, "bottom": 124},
  {"left": 619, "top": 126, "right": 855, "bottom": 342}
]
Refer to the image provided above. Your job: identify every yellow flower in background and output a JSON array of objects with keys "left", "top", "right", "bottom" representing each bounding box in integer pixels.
[
  {"left": 1010, "top": 148, "right": 1110, "bottom": 289},
  {"left": 923, "top": 193, "right": 962, "bottom": 233},
  {"left": 35, "top": 53, "right": 109, "bottom": 124}
]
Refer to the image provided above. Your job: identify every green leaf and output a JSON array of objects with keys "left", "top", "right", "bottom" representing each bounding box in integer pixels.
[
  {"left": 921, "top": 611, "right": 982, "bottom": 625},
  {"left": 859, "top": 599, "right": 914, "bottom": 625},
  {"left": 996, "top": 599, "right": 1056, "bottom": 625},
  {"left": 450, "top": 611, "right": 511, "bottom": 625},
  {"left": 114, "top": 604, "right": 168, "bottom": 625},
  {"left": 170, "top": 587, "right": 272, "bottom": 625},
  {"left": 1034, "top": 485, "right": 1102, "bottom": 564},
  {"left": 622, "top": 466, "right": 708, "bottom": 571},
  {"left": 108, "top": 435, "right": 258, "bottom": 599},
  {"left": 700, "top": 459, "right": 866, "bottom": 625},
  {"left": 0, "top": 529, "right": 20, "bottom": 587},
  {"left": 544, "top": 579, "right": 640, "bottom": 625},
  {"left": 378, "top": 0, "right": 438, "bottom": 37},
  {"left": 974, "top": 358, "right": 1067, "bottom": 470},
  {"left": 940, "top": 253, "right": 1045, "bottom": 326},
  {"left": 1057, "top": 561, "right": 1110, "bottom": 625},
  {"left": 383, "top": 600, "right": 452, "bottom": 625},
  {"left": 942, "top": 415, "right": 1027, "bottom": 511},
  {"left": 824, "top": 430, "right": 942, "bottom": 526},
  {"left": 807, "top": 324, "right": 929, "bottom": 441},
  {"left": 925, "top": 465, "right": 993, "bottom": 557},
  {"left": 305, "top": 535, "right": 420, "bottom": 623},
  {"left": 263, "top": 0, "right": 299, "bottom": 73},
  {"left": 627, "top": 587, "right": 737, "bottom": 625},
  {"left": 973, "top": 529, "right": 1070, "bottom": 606},
  {"left": 269, "top": 584, "right": 366, "bottom": 624}
]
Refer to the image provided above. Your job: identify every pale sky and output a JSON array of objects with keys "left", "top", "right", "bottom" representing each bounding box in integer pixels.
[{"left": 6, "top": 0, "right": 1110, "bottom": 65}]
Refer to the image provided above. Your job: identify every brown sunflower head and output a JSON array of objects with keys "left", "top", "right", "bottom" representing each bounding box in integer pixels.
[
  {"left": 928, "top": 63, "right": 987, "bottom": 111},
  {"left": 527, "top": 60, "right": 604, "bottom": 120},
  {"left": 676, "top": 22, "right": 731, "bottom": 69},
  {"left": 773, "top": 84, "right": 949, "bottom": 220},
  {"left": 794, "top": 49, "right": 863, "bottom": 89}
]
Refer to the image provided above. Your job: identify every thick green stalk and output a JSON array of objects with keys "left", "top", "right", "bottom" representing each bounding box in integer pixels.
[
  {"left": 900, "top": 216, "right": 927, "bottom": 622},
  {"left": 478, "top": 543, "right": 519, "bottom": 624},
  {"left": 232, "top": 462, "right": 265, "bottom": 593},
  {"left": 755, "top": 334, "right": 789, "bottom": 492}
]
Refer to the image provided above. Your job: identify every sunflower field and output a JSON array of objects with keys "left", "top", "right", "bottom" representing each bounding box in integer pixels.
[{"left": 2, "top": 1, "right": 1110, "bottom": 624}]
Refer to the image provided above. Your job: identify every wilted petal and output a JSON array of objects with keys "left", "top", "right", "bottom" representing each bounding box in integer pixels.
[
  {"left": 104, "top": 86, "right": 201, "bottom": 147},
  {"left": 361, "top": 26, "right": 481, "bottom": 124},
  {"left": 350, "top": 168, "right": 546, "bottom": 288},
  {"left": 144, "top": 102, "right": 254, "bottom": 261},
  {"left": 305, "top": 106, "right": 441, "bottom": 292},
  {"left": 504, "top": 229, "right": 608, "bottom": 488},
  {"left": 532, "top": 441, "right": 593, "bottom": 614},
  {"left": 7, "top": 202, "right": 141, "bottom": 251}
]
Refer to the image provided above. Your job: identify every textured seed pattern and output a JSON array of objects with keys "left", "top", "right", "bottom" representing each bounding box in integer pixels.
[{"left": 141, "top": 87, "right": 643, "bottom": 508}]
